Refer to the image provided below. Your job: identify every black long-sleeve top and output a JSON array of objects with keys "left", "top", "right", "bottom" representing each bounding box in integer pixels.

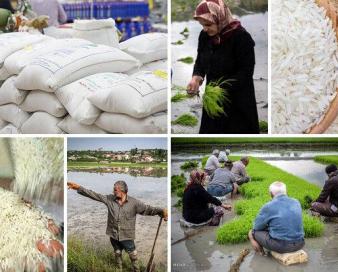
[
  {"left": 316, "top": 171, "right": 338, "bottom": 207},
  {"left": 182, "top": 183, "right": 222, "bottom": 224},
  {"left": 193, "top": 27, "right": 259, "bottom": 134}
]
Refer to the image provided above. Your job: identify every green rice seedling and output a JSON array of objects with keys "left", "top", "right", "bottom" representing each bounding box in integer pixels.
[
  {"left": 302, "top": 213, "right": 324, "bottom": 238},
  {"left": 203, "top": 80, "right": 231, "bottom": 119},
  {"left": 209, "top": 157, "right": 324, "bottom": 244},
  {"left": 180, "top": 160, "right": 199, "bottom": 170},
  {"left": 314, "top": 155, "right": 338, "bottom": 165},
  {"left": 259, "top": 120, "right": 268, "bottom": 133},
  {"left": 172, "top": 40, "right": 184, "bottom": 45},
  {"left": 177, "top": 57, "right": 194, "bottom": 64},
  {"left": 171, "top": 174, "right": 186, "bottom": 194},
  {"left": 180, "top": 27, "right": 189, "bottom": 34},
  {"left": 172, "top": 85, "right": 186, "bottom": 92},
  {"left": 171, "top": 92, "right": 189, "bottom": 103},
  {"left": 172, "top": 114, "right": 198, "bottom": 127}
]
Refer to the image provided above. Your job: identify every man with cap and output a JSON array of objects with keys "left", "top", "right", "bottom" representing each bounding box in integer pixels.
[
  {"left": 311, "top": 164, "right": 338, "bottom": 217},
  {"left": 67, "top": 180, "right": 168, "bottom": 272},
  {"left": 204, "top": 149, "right": 221, "bottom": 178}
]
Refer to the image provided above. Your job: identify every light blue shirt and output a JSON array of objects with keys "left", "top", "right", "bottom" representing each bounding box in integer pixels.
[{"left": 254, "top": 194, "right": 304, "bottom": 241}]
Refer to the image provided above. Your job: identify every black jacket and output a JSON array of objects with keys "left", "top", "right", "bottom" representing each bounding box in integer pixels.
[
  {"left": 0, "top": 0, "right": 14, "bottom": 13},
  {"left": 183, "top": 183, "right": 222, "bottom": 224},
  {"left": 193, "top": 27, "right": 259, "bottom": 134},
  {"left": 316, "top": 170, "right": 338, "bottom": 207}
]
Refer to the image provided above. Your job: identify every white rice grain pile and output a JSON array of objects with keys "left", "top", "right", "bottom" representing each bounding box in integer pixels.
[
  {"left": 0, "top": 188, "right": 61, "bottom": 271},
  {"left": 10, "top": 138, "right": 64, "bottom": 204},
  {"left": 272, "top": 0, "right": 338, "bottom": 133}
]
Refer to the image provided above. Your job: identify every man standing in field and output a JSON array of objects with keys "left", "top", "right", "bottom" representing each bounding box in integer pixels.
[{"left": 67, "top": 180, "right": 168, "bottom": 272}]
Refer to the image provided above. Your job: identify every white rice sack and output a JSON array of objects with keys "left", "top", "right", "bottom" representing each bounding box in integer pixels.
[
  {"left": 0, "top": 123, "right": 18, "bottom": 134},
  {"left": 21, "top": 112, "right": 64, "bottom": 134},
  {"left": 0, "top": 188, "right": 59, "bottom": 271},
  {"left": 271, "top": 0, "right": 338, "bottom": 133},
  {"left": 88, "top": 70, "right": 167, "bottom": 118},
  {"left": 95, "top": 111, "right": 167, "bottom": 134},
  {"left": 0, "top": 32, "right": 49, "bottom": 80},
  {"left": 4, "top": 38, "right": 92, "bottom": 76},
  {"left": 20, "top": 91, "right": 67, "bottom": 117},
  {"left": 56, "top": 73, "right": 128, "bottom": 125},
  {"left": 15, "top": 43, "right": 139, "bottom": 92},
  {"left": 58, "top": 115, "right": 107, "bottom": 134},
  {"left": 73, "top": 19, "right": 119, "bottom": 48},
  {"left": 0, "top": 76, "right": 28, "bottom": 105},
  {"left": 126, "top": 59, "right": 168, "bottom": 76},
  {"left": 120, "top": 33, "right": 167, "bottom": 64},
  {"left": 0, "top": 104, "right": 30, "bottom": 128},
  {"left": 0, "top": 119, "right": 8, "bottom": 129}
]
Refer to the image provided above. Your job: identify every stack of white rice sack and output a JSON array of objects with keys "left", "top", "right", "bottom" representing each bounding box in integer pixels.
[{"left": 0, "top": 32, "right": 167, "bottom": 134}]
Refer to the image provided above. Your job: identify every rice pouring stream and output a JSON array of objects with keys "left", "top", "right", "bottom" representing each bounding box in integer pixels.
[{"left": 272, "top": 0, "right": 338, "bottom": 133}]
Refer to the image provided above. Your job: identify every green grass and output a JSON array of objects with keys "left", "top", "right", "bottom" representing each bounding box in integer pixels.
[
  {"left": 172, "top": 114, "right": 198, "bottom": 127},
  {"left": 314, "top": 155, "right": 338, "bottom": 165},
  {"left": 177, "top": 56, "right": 194, "bottom": 64},
  {"left": 203, "top": 80, "right": 231, "bottom": 119},
  {"left": 259, "top": 120, "right": 268, "bottom": 133},
  {"left": 171, "top": 174, "right": 186, "bottom": 207},
  {"left": 172, "top": 137, "right": 338, "bottom": 145},
  {"left": 68, "top": 161, "right": 167, "bottom": 170},
  {"left": 171, "top": 92, "right": 189, "bottom": 103},
  {"left": 180, "top": 160, "right": 199, "bottom": 170},
  {"left": 211, "top": 157, "right": 324, "bottom": 244},
  {"left": 68, "top": 236, "right": 166, "bottom": 272}
]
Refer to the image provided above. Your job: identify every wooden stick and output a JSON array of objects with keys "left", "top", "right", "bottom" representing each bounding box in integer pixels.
[
  {"left": 146, "top": 217, "right": 163, "bottom": 272},
  {"left": 229, "top": 248, "right": 250, "bottom": 272}
]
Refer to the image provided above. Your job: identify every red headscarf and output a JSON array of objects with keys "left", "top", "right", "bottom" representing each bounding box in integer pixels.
[{"left": 194, "top": 0, "right": 241, "bottom": 44}]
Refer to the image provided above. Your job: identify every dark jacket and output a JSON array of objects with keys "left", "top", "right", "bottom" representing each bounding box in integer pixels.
[
  {"left": 316, "top": 170, "right": 338, "bottom": 207},
  {"left": 77, "top": 186, "right": 163, "bottom": 241},
  {"left": 193, "top": 27, "right": 259, "bottom": 134},
  {"left": 0, "top": 0, "right": 14, "bottom": 13},
  {"left": 183, "top": 183, "right": 222, "bottom": 224}
]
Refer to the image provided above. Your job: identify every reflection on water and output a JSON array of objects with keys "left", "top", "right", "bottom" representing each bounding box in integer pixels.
[
  {"left": 69, "top": 166, "right": 167, "bottom": 177},
  {"left": 68, "top": 171, "right": 167, "bottom": 265},
  {"left": 265, "top": 160, "right": 328, "bottom": 187}
]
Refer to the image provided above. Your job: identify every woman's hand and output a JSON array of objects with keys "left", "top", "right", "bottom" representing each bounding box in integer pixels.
[
  {"left": 67, "top": 181, "right": 80, "bottom": 190},
  {"left": 221, "top": 204, "right": 232, "bottom": 210},
  {"left": 187, "top": 76, "right": 203, "bottom": 95}
]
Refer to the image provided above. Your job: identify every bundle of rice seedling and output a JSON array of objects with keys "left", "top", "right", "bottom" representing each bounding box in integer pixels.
[
  {"left": 177, "top": 56, "right": 194, "bottom": 64},
  {"left": 203, "top": 80, "right": 231, "bottom": 119},
  {"left": 172, "top": 114, "right": 198, "bottom": 126},
  {"left": 171, "top": 92, "right": 189, "bottom": 102},
  {"left": 0, "top": 188, "right": 63, "bottom": 271},
  {"left": 272, "top": 0, "right": 338, "bottom": 134}
]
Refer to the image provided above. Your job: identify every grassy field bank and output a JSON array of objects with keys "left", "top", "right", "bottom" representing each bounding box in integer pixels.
[{"left": 314, "top": 155, "right": 338, "bottom": 165}]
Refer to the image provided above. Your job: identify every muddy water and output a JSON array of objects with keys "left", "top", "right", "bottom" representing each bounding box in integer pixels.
[
  {"left": 171, "top": 12, "right": 268, "bottom": 133},
  {"left": 171, "top": 153, "right": 338, "bottom": 271},
  {"left": 68, "top": 170, "right": 167, "bottom": 267}
]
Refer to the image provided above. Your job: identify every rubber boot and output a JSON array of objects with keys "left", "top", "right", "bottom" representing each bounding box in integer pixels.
[
  {"left": 128, "top": 250, "right": 140, "bottom": 272},
  {"left": 115, "top": 250, "right": 123, "bottom": 272}
]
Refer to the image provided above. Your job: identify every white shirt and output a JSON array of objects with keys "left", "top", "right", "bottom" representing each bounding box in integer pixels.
[
  {"left": 205, "top": 155, "right": 220, "bottom": 171},
  {"left": 218, "top": 151, "right": 228, "bottom": 162}
]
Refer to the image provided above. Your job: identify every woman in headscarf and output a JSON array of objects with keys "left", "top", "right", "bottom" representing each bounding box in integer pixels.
[
  {"left": 182, "top": 169, "right": 231, "bottom": 224},
  {"left": 187, "top": 0, "right": 259, "bottom": 134}
]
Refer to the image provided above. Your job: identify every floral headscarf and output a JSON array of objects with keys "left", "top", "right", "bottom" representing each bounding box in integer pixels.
[
  {"left": 194, "top": 0, "right": 241, "bottom": 44},
  {"left": 187, "top": 169, "right": 206, "bottom": 188}
]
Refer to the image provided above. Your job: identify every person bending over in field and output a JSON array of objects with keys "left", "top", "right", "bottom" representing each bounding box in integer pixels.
[
  {"left": 231, "top": 156, "right": 251, "bottom": 185},
  {"left": 67, "top": 180, "right": 168, "bottom": 272},
  {"left": 310, "top": 164, "right": 338, "bottom": 217},
  {"left": 207, "top": 160, "right": 238, "bottom": 198},
  {"left": 248, "top": 182, "right": 305, "bottom": 255}
]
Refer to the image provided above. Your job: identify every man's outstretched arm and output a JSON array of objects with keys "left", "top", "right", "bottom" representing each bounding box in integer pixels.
[{"left": 67, "top": 181, "right": 108, "bottom": 204}]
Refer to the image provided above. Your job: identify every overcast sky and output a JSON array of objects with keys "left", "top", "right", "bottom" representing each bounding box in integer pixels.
[{"left": 68, "top": 137, "right": 167, "bottom": 151}]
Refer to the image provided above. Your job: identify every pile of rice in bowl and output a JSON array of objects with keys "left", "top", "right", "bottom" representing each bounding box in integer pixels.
[
  {"left": 0, "top": 188, "right": 63, "bottom": 271},
  {"left": 272, "top": 0, "right": 338, "bottom": 133}
]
